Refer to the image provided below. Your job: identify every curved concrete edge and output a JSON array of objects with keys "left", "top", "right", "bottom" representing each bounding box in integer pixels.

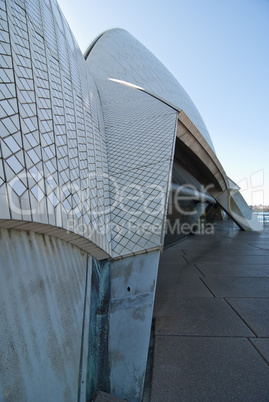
[
  {"left": 214, "top": 189, "right": 263, "bottom": 232},
  {"left": 173, "top": 114, "right": 260, "bottom": 233},
  {"left": 0, "top": 219, "right": 110, "bottom": 260},
  {"left": 177, "top": 111, "right": 228, "bottom": 191}
]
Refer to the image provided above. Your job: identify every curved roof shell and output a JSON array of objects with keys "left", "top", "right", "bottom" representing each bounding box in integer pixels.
[
  {"left": 0, "top": 1, "right": 261, "bottom": 265},
  {"left": 85, "top": 28, "right": 215, "bottom": 151}
]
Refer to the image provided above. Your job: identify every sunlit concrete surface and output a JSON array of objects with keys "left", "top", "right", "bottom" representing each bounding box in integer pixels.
[
  {"left": 109, "top": 251, "right": 160, "bottom": 401},
  {"left": 151, "top": 221, "right": 269, "bottom": 401}
]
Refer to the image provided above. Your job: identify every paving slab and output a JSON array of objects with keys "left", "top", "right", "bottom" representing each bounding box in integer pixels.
[
  {"left": 159, "top": 253, "right": 188, "bottom": 265},
  {"left": 157, "top": 263, "right": 201, "bottom": 278},
  {"left": 196, "top": 263, "right": 269, "bottom": 277},
  {"left": 203, "top": 277, "right": 269, "bottom": 297},
  {"left": 150, "top": 222, "right": 269, "bottom": 401},
  {"left": 154, "top": 297, "right": 254, "bottom": 337},
  {"left": 185, "top": 255, "right": 269, "bottom": 264},
  {"left": 250, "top": 338, "right": 269, "bottom": 365},
  {"left": 226, "top": 298, "right": 269, "bottom": 337},
  {"left": 150, "top": 337, "right": 269, "bottom": 402},
  {"left": 183, "top": 248, "right": 269, "bottom": 256},
  {"left": 252, "top": 242, "right": 269, "bottom": 250},
  {"left": 156, "top": 275, "right": 212, "bottom": 297}
]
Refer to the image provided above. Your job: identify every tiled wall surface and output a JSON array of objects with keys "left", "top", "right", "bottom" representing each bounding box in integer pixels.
[
  {"left": 0, "top": 0, "right": 110, "bottom": 256},
  {"left": 86, "top": 28, "right": 215, "bottom": 152},
  {"left": 0, "top": 0, "right": 181, "bottom": 258},
  {"left": 96, "top": 79, "right": 177, "bottom": 257}
]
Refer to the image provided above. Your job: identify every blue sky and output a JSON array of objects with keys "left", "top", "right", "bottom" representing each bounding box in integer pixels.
[{"left": 57, "top": 0, "right": 269, "bottom": 205}]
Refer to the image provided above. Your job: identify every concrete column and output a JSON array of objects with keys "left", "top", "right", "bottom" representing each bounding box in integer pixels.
[{"left": 108, "top": 250, "right": 160, "bottom": 401}]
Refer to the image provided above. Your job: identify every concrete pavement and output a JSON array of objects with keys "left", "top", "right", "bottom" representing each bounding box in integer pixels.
[{"left": 150, "top": 220, "right": 269, "bottom": 402}]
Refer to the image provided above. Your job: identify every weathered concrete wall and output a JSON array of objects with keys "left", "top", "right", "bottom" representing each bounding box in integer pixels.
[
  {"left": 0, "top": 229, "right": 91, "bottom": 402},
  {"left": 109, "top": 250, "right": 160, "bottom": 401},
  {"left": 87, "top": 259, "right": 110, "bottom": 400}
]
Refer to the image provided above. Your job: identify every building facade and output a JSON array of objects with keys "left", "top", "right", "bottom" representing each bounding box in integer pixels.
[{"left": 0, "top": 0, "right": 261, "bottom": 401}]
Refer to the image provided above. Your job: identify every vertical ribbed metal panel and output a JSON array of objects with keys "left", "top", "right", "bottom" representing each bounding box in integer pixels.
[{"left": 0, "top": 228, "right": 90, "bottom": 401}]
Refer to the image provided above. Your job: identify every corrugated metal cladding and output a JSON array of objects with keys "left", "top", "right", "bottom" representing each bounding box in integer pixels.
[{"left": 0, "top": 228, "right": 91, "bottom": 401}]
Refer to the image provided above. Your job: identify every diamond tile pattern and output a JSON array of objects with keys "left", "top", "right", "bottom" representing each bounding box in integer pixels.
[
  {"left": 97, "top": 79, "right": 177, "bottom": 257},
  {"left": 0, "top": 0, "right": 110, "bottom": 254},
  {"left": 86, "top": 28, "right": 215, "bottom": 151},
  {"left": 0, "top": 0, "right": 178, "bottom": 258},
  {"left": 110, "top": 160, "right": 174, "bottom": 257}
]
